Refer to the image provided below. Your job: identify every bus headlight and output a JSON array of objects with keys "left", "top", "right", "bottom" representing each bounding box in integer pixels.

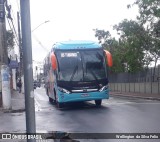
[
  {"left": 58, "top": 87, "right": 71, "bottom": 94},
  {"left": 99, "top": 85, "right": 108, "bottom": 92}
]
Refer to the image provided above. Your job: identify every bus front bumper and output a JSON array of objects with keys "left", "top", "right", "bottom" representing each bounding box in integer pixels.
[{"left": 57, "top": 89, "right": 109, "bottom": 103}]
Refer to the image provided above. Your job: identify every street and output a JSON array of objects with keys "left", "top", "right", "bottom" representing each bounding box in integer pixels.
[
  {"left": 0, "top": 0, "right": 159, "bottom": 142},
  {"left": 34, "top": 87, "right": 160, "bottom": 133},
  {"left": 0, "top": 87, "right": 160, "bottom": 142}
]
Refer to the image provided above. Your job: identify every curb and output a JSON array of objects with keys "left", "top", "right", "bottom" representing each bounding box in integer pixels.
[
  {"left": 2, "top": 108, "right": 25, "bottom": 113},
  {"left": 110, "top": 93, "right": 160, "bottom": 101}
]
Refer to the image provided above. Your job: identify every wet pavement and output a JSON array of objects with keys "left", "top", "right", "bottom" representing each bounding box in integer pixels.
[{"left": 0, "top": 88, "right": 160, "bottom": 142}]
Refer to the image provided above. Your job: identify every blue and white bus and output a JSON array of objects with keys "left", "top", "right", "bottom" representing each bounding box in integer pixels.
[{"left": 43, "top": 40, "right": 112, "bottom": 108}]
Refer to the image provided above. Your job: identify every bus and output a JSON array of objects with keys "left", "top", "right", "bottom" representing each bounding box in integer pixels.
[{"left": 43, "top": 40, "right": 112, "bottom": 108}]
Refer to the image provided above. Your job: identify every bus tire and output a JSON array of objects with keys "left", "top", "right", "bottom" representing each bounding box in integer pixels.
[
  {"left": 95, "top": 100, "right": 102, "bottom": 106},
  {"left": 46, "top": 88, "right": 49, "bottom": 96},
  {"left": 54, "top": 89, "right": 57, "bottom": 103},
  {"left": 57, "top": 102, "right": 63, "bottom": 108},
  {"left": 49, "top": 97, "right": 53, "bottom": 103},
  {"left": 54, "top": 89, "right": 63, "bottom": 108}
]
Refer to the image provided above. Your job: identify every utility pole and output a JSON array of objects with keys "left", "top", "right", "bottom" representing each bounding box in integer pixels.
[
  {"left": 20, "top": 0, "right": 36, "bottom": 141},
  {"left": 0, "top": 0, "right": 11, "bottom": 109},
  {"left": 0, "top": 0, "right": 7, "bottom": 64},
  {"left": 17, "top": 11, "right": 23, "bottom": 79}
]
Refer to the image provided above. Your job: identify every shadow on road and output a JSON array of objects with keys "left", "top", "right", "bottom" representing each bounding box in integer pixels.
[{"left": 50, "top": 101, "right": 109, "bottom": 111}]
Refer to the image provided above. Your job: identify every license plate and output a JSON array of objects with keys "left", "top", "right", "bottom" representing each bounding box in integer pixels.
[{"left": 81, "top": 94, "right": 90, "bottom": 97}]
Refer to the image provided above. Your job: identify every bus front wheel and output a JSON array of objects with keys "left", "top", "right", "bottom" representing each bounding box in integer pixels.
[
  {"left": 95, "top": 100, "right": 102, "bottom": 106},
  {"left": 57, "top": 102, "right": 63, "bottom": 108},
  {"left": 49, "top": 97, "right": 53, "bottom": 103},
  {"left": 54, "top": 90, "right": 63, "bottom": 108}
]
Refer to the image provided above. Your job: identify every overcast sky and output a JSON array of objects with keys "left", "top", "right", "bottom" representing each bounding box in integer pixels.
[
  {"left": 29, "top": 0, "right": 138, "bottom": 63},
  {"left": 8, "top": 0, "right": 139, "bottom": 71}
]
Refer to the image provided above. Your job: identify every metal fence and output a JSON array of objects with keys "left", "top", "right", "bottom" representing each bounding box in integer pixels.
[
  {"left": 109, "top": 65, "right": 160, "bottom": 83},
  {"left": 109, "top": 65, "right": 160, "bottom": 94}
]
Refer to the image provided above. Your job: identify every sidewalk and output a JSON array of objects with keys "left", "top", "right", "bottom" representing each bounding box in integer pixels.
[
  {"left": 11, "top": 90, "right": 25, "bottom": 112},
  {"left": 0, "top": 90, "right": 25, "bottom": 112},
  {"left": 110, "top": 91, "right": 160, "bottom": 101},
  {"left": 0, "top": 90, "right": 160, "bottom": 112}
]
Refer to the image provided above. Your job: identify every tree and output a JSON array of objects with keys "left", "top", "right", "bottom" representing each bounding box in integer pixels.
[
  {"left": 94, "top": 0, "right": 160, "bottom": 73},
  {"left": 132, "top": 0, "right": 160, "bottom": 24},
  {"left": 129, "top": 0, "right": 160, "bottom": 71},
  {"left": 93, "top": 29, "right": 112, "bottom": 50},
  {"left": 114, "top": 19, "right": 152, "bottom": 72},
  {"left": 94, "top": 20, "right": 152, "bottom": 73},
  {"left": 94, "top": 29, "right": 126, "bottom": 73}
]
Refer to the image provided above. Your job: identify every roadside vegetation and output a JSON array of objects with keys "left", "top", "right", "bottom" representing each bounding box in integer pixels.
[{"left": 94, "top": 0, "right": 160, "bottom": 73}]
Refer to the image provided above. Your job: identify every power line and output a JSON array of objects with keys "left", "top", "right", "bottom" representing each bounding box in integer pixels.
[
  {"left": 5, "top": 0, "right": 19, "bottom": 47},
  {"left": 32, "top": 34, "right": 49, "bottom": 52},
  {"left": 8, "top": 0, "right": 17, "bottom": 26},
  {"left": 6, "top": 16, "right": 19, "bottom": 46},
  {"left": 10, "top": 19, "right": 19, "bottom": 42},
  {"left": 6, "top": 17, "right": 19, "bottom": 47}
]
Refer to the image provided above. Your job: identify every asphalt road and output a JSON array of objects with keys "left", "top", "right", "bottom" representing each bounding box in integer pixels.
[
  {"left": 34, "top": 87, "right": 160, "bottom": 141},
  {"left": 0, "top": 87, "right": 160, "bottom": 142}
]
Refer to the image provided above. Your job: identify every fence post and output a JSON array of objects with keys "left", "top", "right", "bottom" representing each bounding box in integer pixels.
[
  {"left": 158, "top": 65, "right": 160, "bottom": 94},
  {"left": 144, "top": 76, "right": 146, "bottom": 94},
  {"left": 151, "top": 68, "right": 152, "bottom": 94}
]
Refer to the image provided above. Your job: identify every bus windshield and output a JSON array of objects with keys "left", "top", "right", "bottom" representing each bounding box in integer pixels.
[{"left": 56, "top": 49, "right": 107, "bottom": 82}]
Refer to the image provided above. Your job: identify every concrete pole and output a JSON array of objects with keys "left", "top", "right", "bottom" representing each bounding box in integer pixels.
[
  {"left": 17, "top": 12, "right": 24, "bottom": 92},
  {"left": 17, "top": 12, "right": 22, "bottom": 78},
  {"left": 1, "top": 65, "right": 11, "bottom": 109},
  {"left": 20, "top": 0, "right": 36, "bottom": 141},
  {"left": 0, "top": 0, "right": 11, "bottom": 109}
]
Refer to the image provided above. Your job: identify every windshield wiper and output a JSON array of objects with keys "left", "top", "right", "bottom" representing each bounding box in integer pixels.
[
  {"left": 88, "top": 69, "right": 100, "bottom": 87},
  {"left": 88, "top": 69, "right": 98, "bottom": 81},
  {"left": 70, "top": 65, "right": 78, "bottom": 82}
]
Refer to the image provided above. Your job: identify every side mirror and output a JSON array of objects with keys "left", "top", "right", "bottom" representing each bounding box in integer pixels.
[
  {"left": 51, "top": 53, "right": 57, "bottom": 70},
  {"left": 104, "top": 50, "right": 113, "bottom": 67}
]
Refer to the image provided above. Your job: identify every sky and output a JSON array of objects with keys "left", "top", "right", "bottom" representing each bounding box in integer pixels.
[
  {"left": 29, "top": 0, "right": 138, "bottom": 63},
  {"left": 8, "top": 0, "right": 139, "bottom": 72}
]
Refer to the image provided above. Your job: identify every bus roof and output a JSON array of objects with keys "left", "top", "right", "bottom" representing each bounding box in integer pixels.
[{"left": 52, "top": 40, "right": 101, "bottom": 50}]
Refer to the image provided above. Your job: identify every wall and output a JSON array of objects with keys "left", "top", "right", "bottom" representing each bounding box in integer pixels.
[
  {"left": 0, "top": 65, "right": 2, "bottom": 107},
  {"left": 109, "top": 66, "right": 160, "bottom": 94},
  {"left": 109, "top": 82, "right": 160, "bottom": 94},
  {"left": 0, "top": 65, "right": 2, "bottom": 93}
]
